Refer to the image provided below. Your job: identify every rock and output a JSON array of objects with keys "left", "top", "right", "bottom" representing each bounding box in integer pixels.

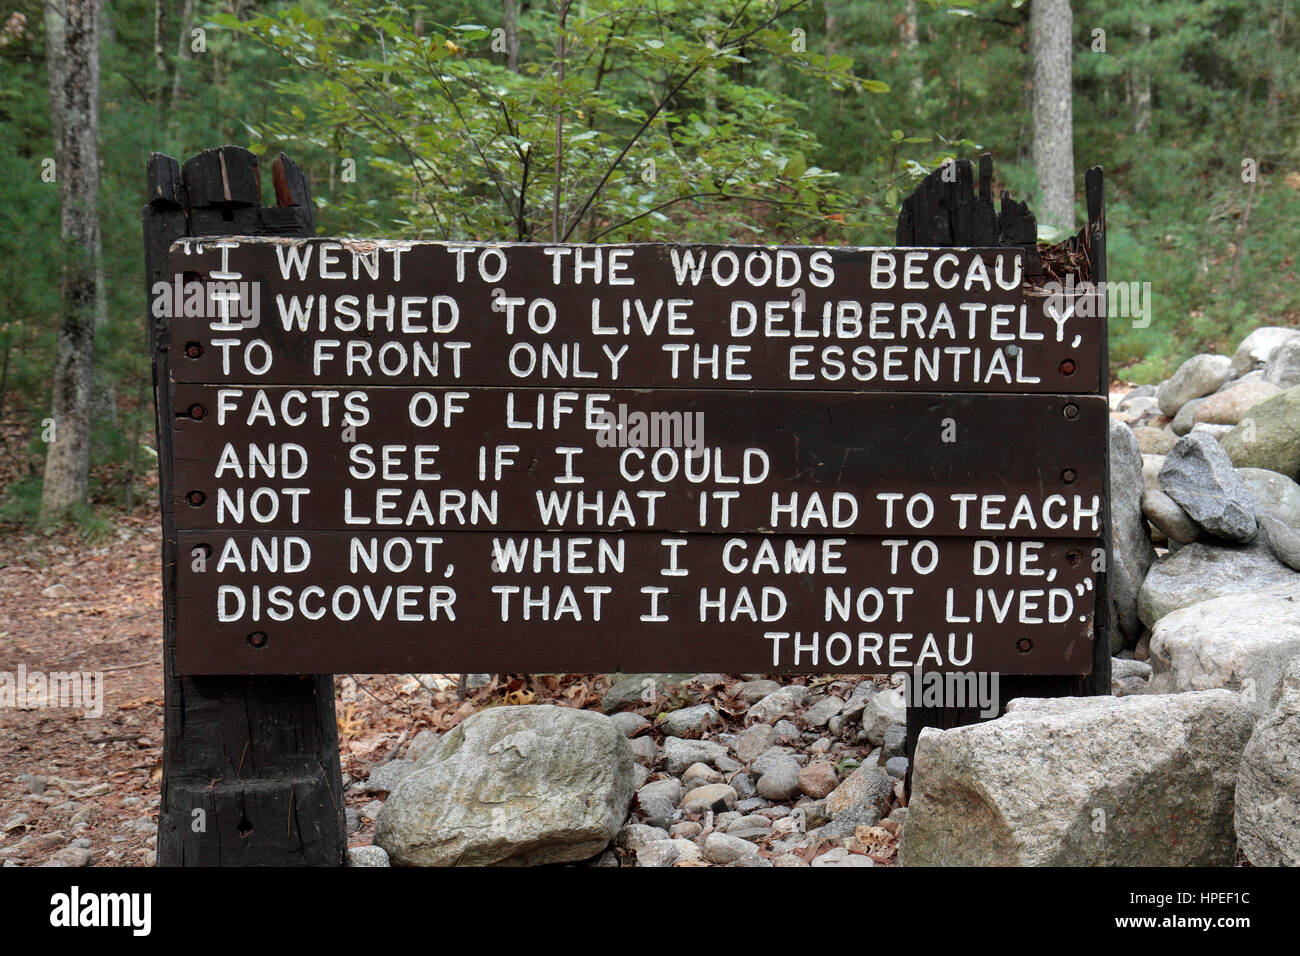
[
  {"left": 39, "top": 847, "right": 93, "bottom": 867},
  {"left": 901, "top": 692, "right": 1254, "bottom": 866},
  {"left": 885, "top": 756, "right": 910, "bottom": 779},
  {"left": 1235, "top": 656, "right": 1300, "bottom": 866},
  {"left": 1149, "top": 582, "right": 1300, "bottom": 714},
  {"left": 375, "top": 705, "right": 635, "bottom": 866},
  {"left": 681, "top": 762, "right": 721, "bottom": 789},
  {"left": 812, "top": 847, "right": 874, "bottom": 867},
  {"left": 602, "top": 675, "right": 662, "bottom": 712},
  {"left": 1260, "top": 513, "right": 1300, "bottom": 570},
  {"left": 1238, "top": 467, "right": 1300, "bottom": 526},
  {"left": 610, "top": 712, "right": 649, "bottom": 737},
  {"left": 1231, "top": 327, "right": 1300, "bottom": 377},
  {"left": 1138, "top": 538, "right": 1299, "bottom": 627},
  {"left": 840, "top": 681, "right": 878, "bottom": 721},
  {"left": 880, "top": 723, "right": 908, "bottom": 762},
  {"left": 861, "top": 689, "right": 906, "bottom": 746},
  {"left": 755, "top": 757, "right": 802, "bottom": 801},
  {"left": 1111, "top": 657, "right": 1152, "bottom": 697},
  {"left": 1191, "top": 422, "right": 1233, "bottom": 440},
  {"left": 1114, "top": 395, "right": 1159, "bottom": 424},
  {"left": 798, "top": 761, "right": 839, "bottom": 799},
  {"left": 1171, "top": 398, "right": 1205, "bottom": 436},
  {"left": 772, "top": 719, "right": 801, "bottom": 747},
  {"left": 360, "top": 799, "right": 383, "bottom": 822},
  {"left": 405, "top": 729, "right": 440, "bottom": 762},
  {"left": 1140, "top": 488, "right": 1199, "bottom": 544},
  {"left": 635, "top": 779, "right": 682, "bottom": 828},
  {"left": 628, "top": 736, "right": 656, "bottom": 767},
  {"left": 362, "top": 759, "right": 416, "bottom": 794},
  {"left": 1141, "top": 454, "right": 1164, "bottom": 493},
  {"left": 1118, "top": 384, "right": 1158, "bottom": 409},
  {"left": 715, "top": 755, "right": 741, "bottom": 774},
  {"left": 663, "top": 737, "right": 729, "bottom": 774},
  {"left": 681, "top": 783, "right": 737, "bottom": 814},
  {"left": 616, "top": 823, "right": 671, "bottom": 852},
  {"left": 802, "top": 695, "right": 843, "bottom": 728},
  {"left": 670, "top": 821, "right": 702, "bottom": 840},
  {"left": 1133, "top": 425, "right": 1177, "bottom": 455},
  {"left": 736, "top": 679, "right": 782, "bottom": 703},
  {"left": 1193, "top": 378, "right": 1281, "bottom": 425},
  {"left": 1110, "top": 419, "right": 1157, "bottom": 643},
  {"left": 751, "top": 746, "right": 797, "bottom": 777},
  {"left": 346, "top": 845, "right": 391, "bottom": 867},
  {"left": 773, "top": 852, "right": 810, "bottom": 867},
  {"left": 1157, "top": 353, "right": 1232, "bottom": 416},
  {"left": 658, "top": 704, "right": 721, "bottom": 738},
  {"left": 704, "top": 832, "right": 761, "bottom": 864},
  {"left": 734, "top": 724, "right": 775, "bottom": 763},
  {"left": 1221, "top": 385, "right": 1300, "bottom": 478},
  {"left": 1158, "top": 432, "right": 1258, "bottom": 541},
  {"left": 826, "top": 763, "right": 894, "bottom": 819},
  {"left": 636, "top": 838, "right": 704, "bottom": 867},
  {"left": 40, "top": 584, "right": 70, "bottom": 599},
  {"left": 1264, "top": 337, "right": 1300, "bottom": 389},
  {"left": 747, "top": 686, "right": 808, "bottom": 724}
]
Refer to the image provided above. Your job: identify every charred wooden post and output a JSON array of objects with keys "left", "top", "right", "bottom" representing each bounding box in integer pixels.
[
  {"left": 143, "top": 146, "right": 345, "bottom": 866},
  {"left": 900, "top": 154, "right": 1112, "bottom": 760}
]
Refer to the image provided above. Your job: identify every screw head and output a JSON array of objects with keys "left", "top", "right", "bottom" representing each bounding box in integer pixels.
[
  {"left": 1059, "top": 358, "right": 1076, "bottom": 375},
  {"left": 184, "top": 342, "right": 203, "bottom": 359},
  {"left": 1063, "top": 403, "right": 1079, "bottom": 420},
  {"left": 248, "top": 631, "right": 269, "bottom": 649},
  {"left": 1016, "top": 638, "right": 1033, "bottom": 653},
  {"left": 188, "top": 403, "right": 206, "bottom": 420},
  {"left": 186, "top": 490, "right": 206, "bottom": 507},
  {"left": 1061, "top": 468, "right": 1078, "bottom": 485}
]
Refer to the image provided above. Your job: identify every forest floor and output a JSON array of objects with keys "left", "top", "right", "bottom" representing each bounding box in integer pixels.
[{"left": 0, "top": 516, "right": 613, "bottom": 866}]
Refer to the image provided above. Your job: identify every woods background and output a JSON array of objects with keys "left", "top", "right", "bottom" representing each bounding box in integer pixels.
[{"left": 1, "top": 0, "right": 1297, "bottom": 529}]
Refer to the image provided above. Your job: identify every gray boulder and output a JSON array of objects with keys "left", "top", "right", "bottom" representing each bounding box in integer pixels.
[
  {"left": 1141, "top": 488, "right": 1200, "bottom": 544},
  {"left": 1157, "top": 354, "right": 1232, "bottom": 416},
  {"left": 1235, "top": 656, "right": 1300, "bottom": 866},
  {"left": 658, "top": 704, "right": 721, "bottom": 738},
  {"left": 1231, "top": 327, "right": 1300, "bottom": 377},
  {"left": 1110, "top": 420, "right": 1156, "bottom": 643},
  {"left": 1264, "top": 337, "right": 1300, "bottom": 389},
  {"left": 662, "top": 737, "right": 729, "bottom": 774},
  {"left": 1171, "top": 397, "right": 1206, "bottom": 436},
  {"left": 1193, "top": 378, "right": 1281, "bottom": 425},
  {"left": 1237, "top": 467, "right": 1300, "bottom": 527},
  {"left": 900, "top": 692, "right": 1254, "bottom": 866},
  {"left": 1148, "top": 582, "right": 1300, "bottom": 714},
  {"left": 1158, "top": 432, "right": 1258, "bottom": 542},
  {"left": 1221, "top": 385, "right": 1300, "bottom": 478},
  {"left": 1138, "top": 539, "right": 1299, "bottom": 627},
  {"left": 1260, "top": 513, "right": 1300, "bottom": 570},
  {"left": 375, "top": 705, "right": 635, "bottom": 866}
]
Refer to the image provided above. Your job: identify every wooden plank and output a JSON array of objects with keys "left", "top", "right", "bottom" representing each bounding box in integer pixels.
[
  {"left": 169, "top": 386, "right": 1106, "bottom": 535},
  {"left": 175, "top": 530, "right": 1100, "bottom": 676},
  {"left": 146, "top": 146, "right": 346, "bottom": 867},
  {"left": 161, "top": 239, "right": 1103, "bottom": 393}
]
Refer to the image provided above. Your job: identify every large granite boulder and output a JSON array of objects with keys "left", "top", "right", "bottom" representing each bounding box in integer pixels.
[
  {"left": 375, "top": 705, "right": 635, "bottom": 866},
  {"left": 1236, "top": 656, "right": 1300, "bottom": 866},
  {"left": 1157, "top": 354, "right": 1232, "bottom": 417},
  {"left": 1221, "top": 385, "right": 1300, "bottom": 479},
  {"left": 1148, "top": 582, "right": 1300, "bottom": 714},
  {"left": 1109, "top": 419, "right": 1156, "bottom": 645},
  {"left": 1137, "top": 539, "right": 1299, "bottom": 627},
  {"left": 1231, "top": 327, "right": 1300, "bottom": 377},
  {"left": 900, "top": 692, "right": 1253, "bottom": 866}
]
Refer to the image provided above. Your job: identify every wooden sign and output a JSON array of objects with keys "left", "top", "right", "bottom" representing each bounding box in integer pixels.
[{"left": 157, "top": 238, "right": 1105, "bottom": 676}]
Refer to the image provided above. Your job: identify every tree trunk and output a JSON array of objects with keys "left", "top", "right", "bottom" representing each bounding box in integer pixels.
[
  {"left": 902, "top": 0, "right": 922, "bottom": 98},
  {"left": 1133, "top": 20, "right": 1151, "bottom": 135},
  {"left": 1030, "top": 0, "right": 1074, "bottom": 232},
  {"left": 171, "top": 0, "right": 194, "bottom": 108},
  {"left": 502, "top": 0, "right": 520, "bottom": 72},
  {"left": 41, "top": 0, "right": 101, "bottom": 520}
]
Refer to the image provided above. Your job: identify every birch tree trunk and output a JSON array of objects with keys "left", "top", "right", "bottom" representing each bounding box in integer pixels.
[
  {"left": 1030, "top": 0, "right": 1074, "bottom": 232},
  {"left": 502, "top": 0, "right": 520, "bottom": 72},
  {"left": 41, "top": 0, "right": 101, "bottom": 519}
]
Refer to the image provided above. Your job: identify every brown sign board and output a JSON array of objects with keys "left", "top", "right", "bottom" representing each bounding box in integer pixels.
[{"left": 158, "top": 238, "right": 1106, "bottom": 676}]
